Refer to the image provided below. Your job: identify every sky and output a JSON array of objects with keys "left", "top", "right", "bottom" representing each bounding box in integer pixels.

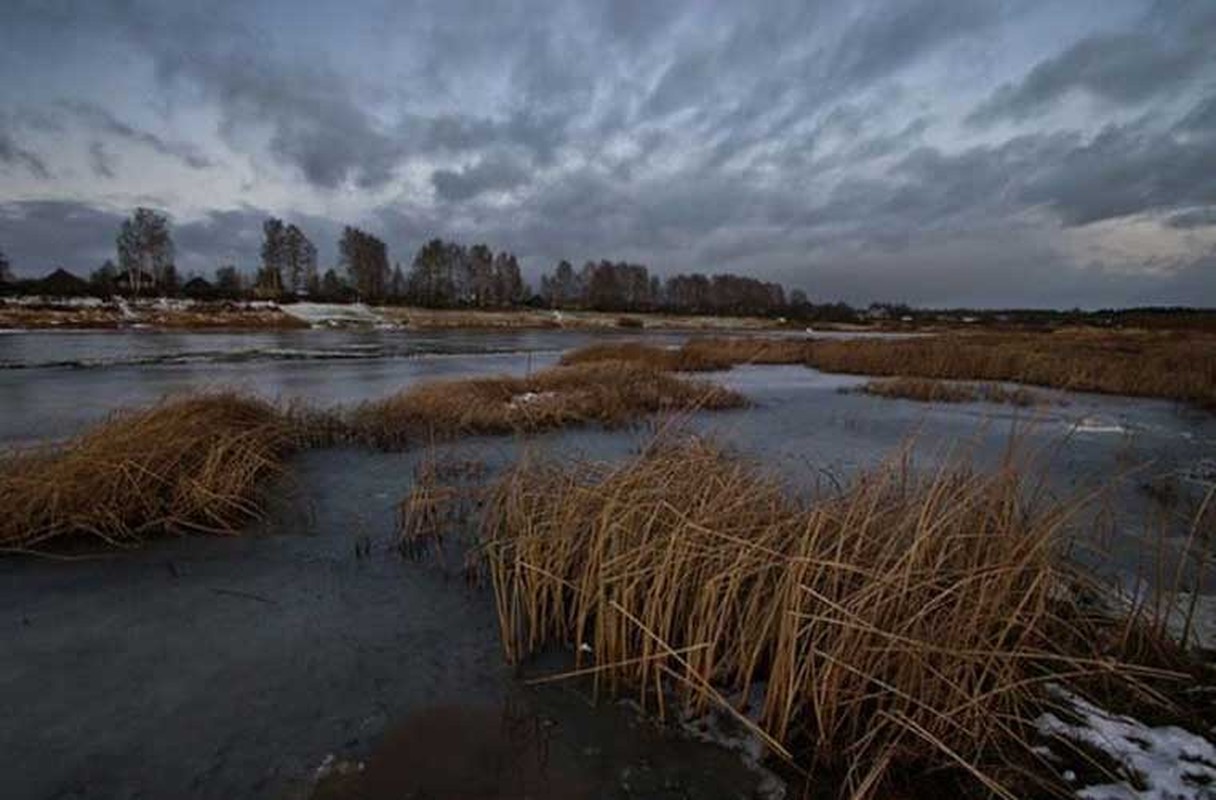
[{"left": 1, "top": 0, "right": 1214, "bottom": 308}]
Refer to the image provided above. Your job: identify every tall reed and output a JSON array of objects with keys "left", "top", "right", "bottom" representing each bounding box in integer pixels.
[{"left": 460, "top": 440, "right": 1175, "bottom": 798}]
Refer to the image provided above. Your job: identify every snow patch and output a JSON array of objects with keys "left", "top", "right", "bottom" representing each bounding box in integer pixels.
[
  {"left": 1074, "top": 416, "right": 1129, "bottom": 435},
  {"left": 509, "top": 391, "right": 559, "bottom": 408},
  {"left": 675, "top": 683, "right": 786, "bottom": 800},
  {"left": 1180, "top": 459, "right": 1216, "bottom": 488},
  {"left": 1038, "top": 688, "right": 1216, "bottom": 799},
  {"left": 1, "top": 295, "right": 105, "bottom": 308},
  {"left": 280, "top": 302, "right": 386, "bottom": 327}
]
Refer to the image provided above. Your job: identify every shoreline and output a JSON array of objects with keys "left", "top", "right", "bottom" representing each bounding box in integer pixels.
[{"left": 0, "top": 297, "right": 810, "bottom": 333}]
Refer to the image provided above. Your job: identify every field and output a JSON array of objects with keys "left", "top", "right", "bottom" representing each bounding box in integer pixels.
[{"left": 562, "top": 328, "right": 1216, "bottom": 410}]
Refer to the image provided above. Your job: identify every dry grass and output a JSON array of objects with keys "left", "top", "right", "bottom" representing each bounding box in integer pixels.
[
  {"left": 0, "top": 393, "right": 293, "bottom": 551},
  {"left": 443, "top": 440, "right": 1177, "bottom": 798},
  {"left": 856, "top": 377, "right": 1045, "bottom": 406},
  {"left": 349, "top": 360, "right": 745, "bottom": 448},
  {"left": 680, "top": 336, "right": 817, "bottom": 366},
  {"left": 0, "top": 361, "right": 744, "bottom": 550},
  {"left": 805, "top": 330, "right": 1216, "bottom": 410},
  {"left": 560, "top": 338, "right": 813, "bottom": 371},
  {"left": 565, "top": 330, "right": 1216, "bottom": 410}
]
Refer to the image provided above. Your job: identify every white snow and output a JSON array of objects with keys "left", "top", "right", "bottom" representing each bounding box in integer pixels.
[
  {"left": 508, "top": 391, "right": 559, "bottom": 408},
  {"left": 1074, "top": 416, "right": 1129, "bottom": 435},
  {"left": 279, "top": 302, "right": 386, "bottom": 327},
  {"left": 1, "top": 295, "right": 105, "bottom": 308},
  {"left": 675, "top": 683, "right": 786, "bottom": 799},
  {"left": 1038, "top": 688, "right": 1216, "bottom": 799}
]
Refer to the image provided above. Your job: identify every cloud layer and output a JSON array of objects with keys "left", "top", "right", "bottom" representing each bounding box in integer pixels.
[{"left": 0, "top": 0, "right": 1214, "bottom": 307}]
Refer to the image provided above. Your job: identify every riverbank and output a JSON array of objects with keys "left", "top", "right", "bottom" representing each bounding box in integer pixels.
[{"left": 0, "top": 296, "right": 796, "bottom": 332}]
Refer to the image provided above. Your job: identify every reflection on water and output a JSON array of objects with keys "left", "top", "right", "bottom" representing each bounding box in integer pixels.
[{"left": 312, "top": 703, "right": 590, "bottom": 800}]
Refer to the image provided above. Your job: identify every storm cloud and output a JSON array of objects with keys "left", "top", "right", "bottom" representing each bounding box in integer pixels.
[{"left": 1, "top": 0, "right": 1214, "bottom": 307}]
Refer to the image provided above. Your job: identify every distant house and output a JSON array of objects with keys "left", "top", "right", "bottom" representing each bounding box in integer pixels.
[
  {"left": 182, "top": 276, "right": 215, "bottom": 299},
  {"left": 35, "top": 268, "right": 90, "bottom": 297}
]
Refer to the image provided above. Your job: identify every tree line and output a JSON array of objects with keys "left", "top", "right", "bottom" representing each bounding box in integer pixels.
[{"left": 0, "top": 206, "right": 817, "bottom": 318}]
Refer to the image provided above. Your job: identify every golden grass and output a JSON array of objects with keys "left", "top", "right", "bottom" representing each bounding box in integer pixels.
[
  {"left": 0, "top": 360, "right": 745, "bottom": 550},
  {"left": 349, "top": 360, "right": 745, "bottom": 448},
  {"left": 450, "top": 440, "right": 1176, "bottom": 798},
  {"left": 0, "top": 393, "right": 293, "bottom": 551},
  {"left": 560, "top": 338, "right": 809, "bottom": 371},
  {"left": 564, "top": 330, "right": 1216, "bottom": 409},
  {"left": 680, "top": 336, "right": 817, "bottom": 366},
  {"left": 856, "top": 377, "right": 1044, "bottom": 406},
  {"left": 805, "top": 331, "right": 1216, "bottom": 410}
]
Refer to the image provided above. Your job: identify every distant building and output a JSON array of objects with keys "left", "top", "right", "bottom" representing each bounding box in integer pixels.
[
  {"left": 182, "top": 276, "right": 215, "bottom": 299},
  {"left": 35, "top": 268, "right": 90, "bottom": 296}
]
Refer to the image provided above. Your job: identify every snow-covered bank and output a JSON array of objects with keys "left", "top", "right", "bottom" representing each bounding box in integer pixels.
[{"left": 279, "top": 301, "right": 393, "bottom": 327}]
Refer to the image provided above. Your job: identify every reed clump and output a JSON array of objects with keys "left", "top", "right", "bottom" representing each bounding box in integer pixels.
[
  {"left": 349, "top": 361, "right": 745, "bottom": 448},
  {"left": 466, "top": 440, "right": 1172, "bottom": 798},
  {"left": 856, "top": 377, "right": 1044, "bottom": 406},
  {"left": 0, "top": 393, "right": 293, "bottom": 551}
]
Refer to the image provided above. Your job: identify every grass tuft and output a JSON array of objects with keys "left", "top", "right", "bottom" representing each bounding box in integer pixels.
[
  {"left": 349, "top": 360, "right": 745, "bottom": 448},
  {"left": 855, "top": 377, "right": 1045, "bottom": 406},
  {"left": 0, "top": 393, "right": 293, "bottom": 551}
]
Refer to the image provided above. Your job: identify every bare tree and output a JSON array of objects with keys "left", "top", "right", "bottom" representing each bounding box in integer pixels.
[
  {"left": 340, "top": 226, "right": 390, "bottom": 302},
  {"left": 258, "top": 218, "right": 287, "bottom": 297},
  {"left": 116, "top": 208, "right": 174, "bottom": 296},
  {"left": 284, "top": 224, "right": 317, "bottom": 295}
]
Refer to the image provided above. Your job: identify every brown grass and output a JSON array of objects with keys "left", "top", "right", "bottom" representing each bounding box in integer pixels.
[
  {"left": 559, "top": 338, "right": 807, "bottom": 371},
  {"left": 805, "top": 331, "right": 1216, "bottom": 410},
  {"left": 564, "top": 330, "right": 1216, "bottom": 410},
  {"left": 349, "top": 361, "right": 746, "bottom": 448},
  {"left": 0, "top": 393, "right": 293, "bottom": 551},
  {"left": 856, "top": 377, "right": 1045, "bottom": 406},
  {"left": 680, "top": 336, "right": 817, "bottom": 366},
  {"left": 449, "top": 440, "right": 1176, "bottom": 798}
]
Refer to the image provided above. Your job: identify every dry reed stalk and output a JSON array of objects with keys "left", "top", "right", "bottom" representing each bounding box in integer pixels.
[
  {"left": 456, "top": 439, "right": 1178, "bottom": 798},
  {"left": 348, "top": 360, "right": 746, "bottom": 448},
  {"left": 397, "top": 453, "right": 489, "bottom": 566},
  {"left": 0, "top": 393, "right": 293, "bottom": 551}
]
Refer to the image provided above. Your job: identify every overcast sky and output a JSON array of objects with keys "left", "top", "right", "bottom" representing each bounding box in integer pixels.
[{"left": 1, "top": 0, "right": 1214, "bottom": 307}]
